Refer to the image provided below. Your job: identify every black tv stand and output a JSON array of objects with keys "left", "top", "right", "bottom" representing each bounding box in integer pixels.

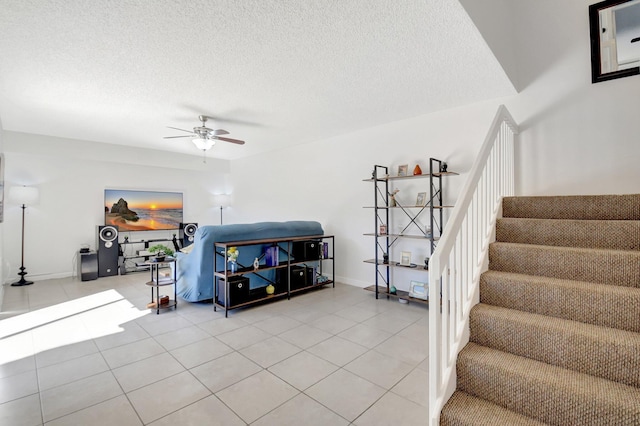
[{"left": 119, "top": 237, "right": 177, "bottom": 274}]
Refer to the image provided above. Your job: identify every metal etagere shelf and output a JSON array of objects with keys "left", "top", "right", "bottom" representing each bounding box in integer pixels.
[{"left": 363, "top": 158, "right": 458, "bottom": 301}]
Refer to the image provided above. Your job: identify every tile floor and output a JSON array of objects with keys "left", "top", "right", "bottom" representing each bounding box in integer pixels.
[{"left": 0, "top": 274, "right": 429, "bottom": 425}]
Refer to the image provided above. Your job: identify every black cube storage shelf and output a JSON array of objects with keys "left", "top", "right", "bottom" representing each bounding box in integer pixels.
[{"left": 213, "top": 235, "right": 335, "bottom": 317}]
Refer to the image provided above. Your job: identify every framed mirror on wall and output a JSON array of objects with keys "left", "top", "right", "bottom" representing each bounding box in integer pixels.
[{"left": 589, "top": 0, "right": 640, "bottom": 83}]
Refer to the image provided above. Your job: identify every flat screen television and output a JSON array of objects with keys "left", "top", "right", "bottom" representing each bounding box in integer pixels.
[{"left": 104, "top": 189, "right": 183, "bottom": 231}]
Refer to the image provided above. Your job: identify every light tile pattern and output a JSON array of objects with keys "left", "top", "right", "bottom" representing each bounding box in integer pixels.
[{"left": 0, "top": 274, "right": 429, "bottom": 425}]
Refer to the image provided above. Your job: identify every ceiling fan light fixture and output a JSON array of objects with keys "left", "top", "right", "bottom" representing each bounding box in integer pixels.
[
  {"left": 192, "top": 137, "right": 215, "bottom": 151},
  {"left": 165, "top": 115, "right": 243, "bottom": 152}
]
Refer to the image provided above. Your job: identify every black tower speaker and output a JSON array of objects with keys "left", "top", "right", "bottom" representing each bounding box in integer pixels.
[
  {"left": 97, "top": 225, "right": 119, "bottom": 277},
  {"left": 179, "top": 223, "right": 198, "bottom": 248}
]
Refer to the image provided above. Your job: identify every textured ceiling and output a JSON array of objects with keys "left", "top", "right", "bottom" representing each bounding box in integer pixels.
[{"left": 0, "top": 0, "right": 515, "bottom": 160}]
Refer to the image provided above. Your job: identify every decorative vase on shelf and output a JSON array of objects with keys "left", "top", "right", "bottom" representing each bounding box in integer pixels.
[
  {"left": 266, "top": 284, "right": 275, "bottom": 295},
  {"left": 230, "top": 261, "right": 237, "bottom": 274},
  {"left": 389, "top": 189, "right": 399, "bottom": 207},
  {"left": 413, "top": 164, "right": 422, "bottom": 175}
]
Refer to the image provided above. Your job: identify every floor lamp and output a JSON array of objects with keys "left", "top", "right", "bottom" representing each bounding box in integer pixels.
[
  {"left": 9, "top": 185, "right": 39, "bottom": 286},
  {"left": 212, "top": 194, "right": 231, "bottom": 225}
]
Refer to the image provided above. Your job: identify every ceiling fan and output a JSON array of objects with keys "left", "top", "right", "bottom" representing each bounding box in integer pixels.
[{"left": 164, "top": 115, "right": 245, "bottom": 152}]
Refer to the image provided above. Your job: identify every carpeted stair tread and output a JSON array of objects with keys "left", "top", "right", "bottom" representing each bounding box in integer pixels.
[
  {"left": 479, "top": 270, "right": 640, "bottom": 332},
  {"left": 457, "top": 343, "right": 640, "bottom": 425},
  {"left": 443, "top": 194, "right": 640, "bottom": 424},
  {"left": 440, "top": 391, "right": 548, "bottom": 426},
  {"left": 489, "top": 242, "right": 640, "bottom": 287},
  {"left": 470, "top": 303, "right": 640, "bottom": 387},
  {"left": 496, "top": 217, "right": 640, "bottom": 251},
  {"left": 502, "top": 194, "right": 640, "bottom": 220}
]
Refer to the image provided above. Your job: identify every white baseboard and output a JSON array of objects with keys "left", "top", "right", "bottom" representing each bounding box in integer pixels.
[{"left": 333, "top": 275, "right": 369, "bottom": 288}]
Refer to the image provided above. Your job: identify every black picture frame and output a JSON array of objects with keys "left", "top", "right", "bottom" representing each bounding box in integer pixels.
[{"left": 589, "top": 0, "right": 640, "bottom": 83}]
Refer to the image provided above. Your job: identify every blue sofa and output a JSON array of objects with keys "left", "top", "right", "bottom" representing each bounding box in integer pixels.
[{"left": 175, "top": 221, "right": 324, "bottom": 302}]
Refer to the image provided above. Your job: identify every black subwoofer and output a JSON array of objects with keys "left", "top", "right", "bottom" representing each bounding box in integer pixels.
[
  {"left": 179, "top": 223, "right": 198, "bottom": 248},
  {"left": 97, "top": 225, "right": 119, "bottom": 277},
  {"left": 78, "top": 251, "right": 98, "bottom": 281}
]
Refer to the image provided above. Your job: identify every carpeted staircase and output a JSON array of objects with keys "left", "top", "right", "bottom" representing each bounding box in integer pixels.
[{"left": 440, "top": 194, "right": 640, "bottom": 425}]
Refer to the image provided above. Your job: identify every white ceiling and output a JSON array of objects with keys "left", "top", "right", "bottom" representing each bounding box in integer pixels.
[{"left": 0, "top": 0, "right": 515, "bottom": 160}]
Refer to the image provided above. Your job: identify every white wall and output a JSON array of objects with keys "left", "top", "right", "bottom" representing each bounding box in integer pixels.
[
  {"left": 459, "top": 0, "right": 640, "bottom": 195},
  {"left": 504, "top": 0, "right": 640, "bottom": 195},
  {"left": 2, "top": 131, "right": 231, "bottom": 282},
  {"left": 230, "top": 99, "right": 506, "bottom": 290},
  {"left": 0, "top": 118, "right": 5, "bottom": 303}
]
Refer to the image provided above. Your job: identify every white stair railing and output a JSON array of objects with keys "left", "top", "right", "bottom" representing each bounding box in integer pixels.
[{"left": 428, "top": 105, "right": 518, "bottom": 425}]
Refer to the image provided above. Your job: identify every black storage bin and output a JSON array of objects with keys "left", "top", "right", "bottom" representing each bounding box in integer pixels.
[
  {"left": 276, "top": 269, "right": 289, "bottom": 292},
  {"left": 290, "top": 266, "right": 315, "bottom": 290},
  {"left": 291, "top": 240, "right": 321, "bottom": 262},
  {"left": 217, "top": 276, "right": 250, "bottom": 306}
]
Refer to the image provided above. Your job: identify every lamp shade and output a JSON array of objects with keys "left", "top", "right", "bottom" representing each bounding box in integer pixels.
[
  {"left": 192, "top": 137, "right": 215, "bottom": 151},
  {"left": 9, "top": 186, "right": 39, "bottom": 206},
  {"left": 212, "top": 193, "right": 231, "bottom": 207}
]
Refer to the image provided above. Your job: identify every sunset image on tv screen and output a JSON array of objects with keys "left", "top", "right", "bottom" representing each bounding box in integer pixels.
[{"left": 104, "top": 189, "right": 183, "bottom": 231}]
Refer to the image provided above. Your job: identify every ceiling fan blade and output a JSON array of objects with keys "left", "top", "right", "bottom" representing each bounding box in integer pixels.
[
  {"left": 215, "top": 136, "right": 245, "bottom": 145},
  {"left": 166, "top": 126, "right": 194, "bottom": 134},
  {"left": 212, "top": 129, "right": 229, "bottom": 136},
  {"left": 163, "top": 135, "right": 193, "bottom": 139}
]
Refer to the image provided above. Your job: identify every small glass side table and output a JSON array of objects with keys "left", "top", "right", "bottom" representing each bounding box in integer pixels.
[{"left": 144, "top": 257, "right": 177, "bottom": 314}]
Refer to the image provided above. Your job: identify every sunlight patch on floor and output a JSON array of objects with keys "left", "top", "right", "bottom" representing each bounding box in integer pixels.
[{"left": 0, "top": 290, "right": 148, "bottom": 365}]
